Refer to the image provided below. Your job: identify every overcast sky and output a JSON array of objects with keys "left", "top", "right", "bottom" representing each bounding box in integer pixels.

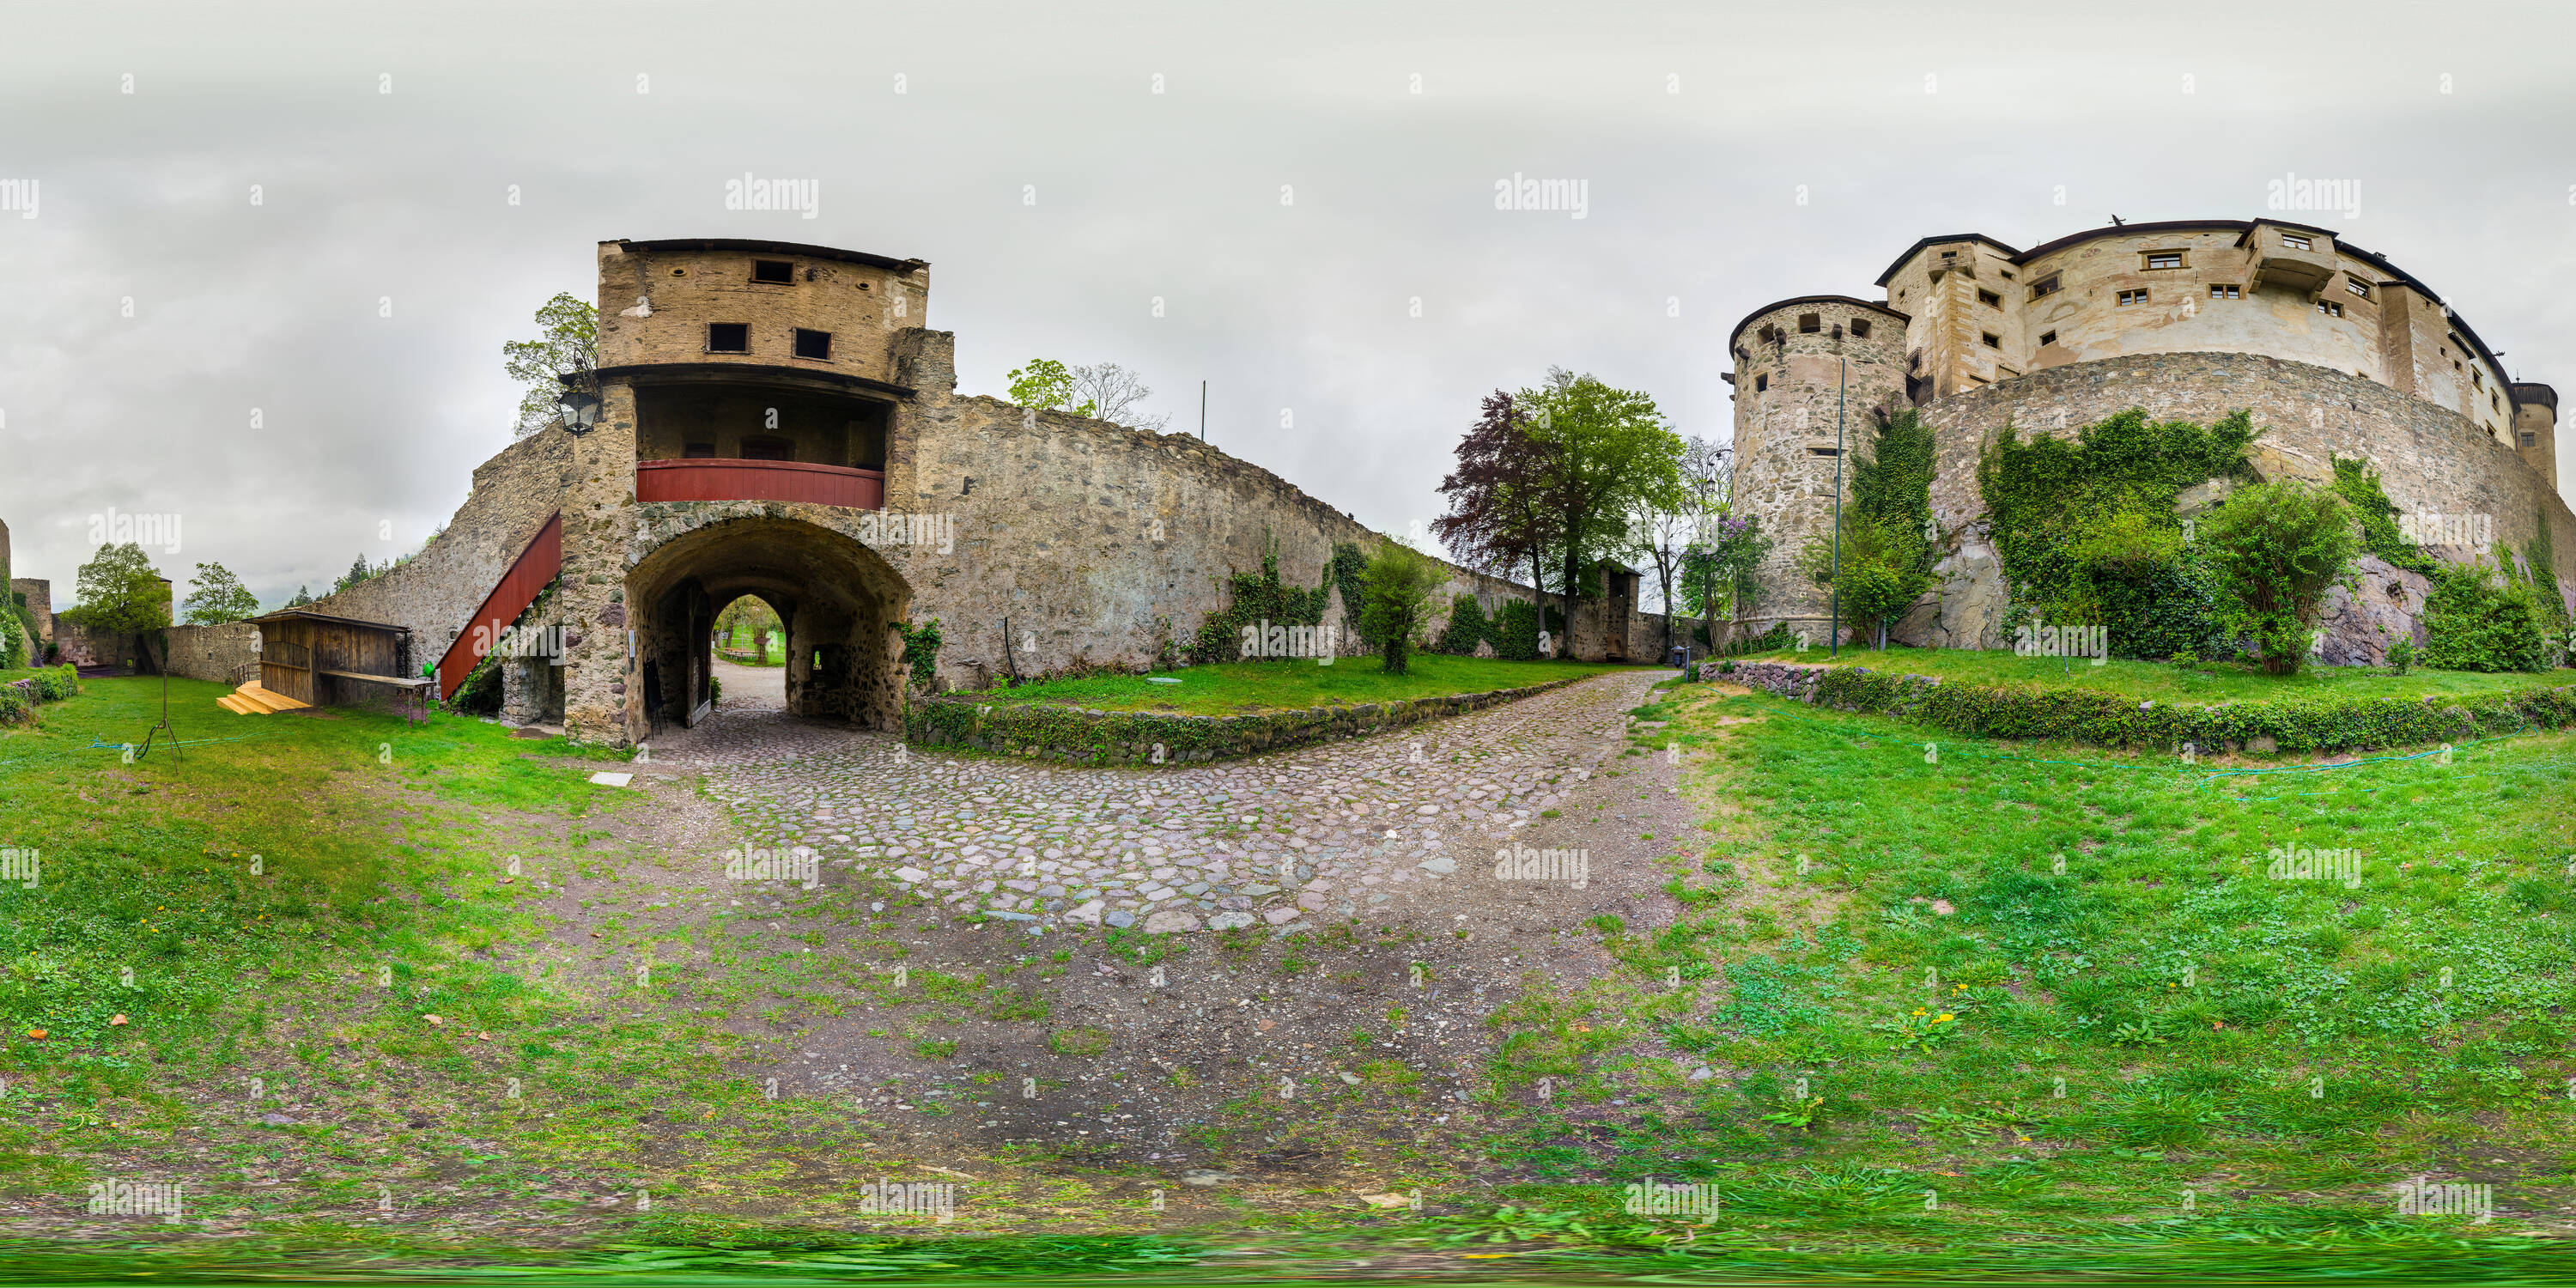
[{"left": 6, "top": 0, "right": 2574, "bottom": 610}]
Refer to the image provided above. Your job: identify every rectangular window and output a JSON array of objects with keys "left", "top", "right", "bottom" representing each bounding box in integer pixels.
[
  {"left": 2117, "top": 289, "right": 2148, "bottom": 306},
  {"left": 1981, "top": 331, "right": 2001, "bottom": 349},
  {"left": 1850, "top": 318, "right": 1871, "bottom": 338},
  {"left": 2282, "top": 233, "right": 2312, "bottom": 251},
  {"left": 793, "top": 328, "right": 833, "bottom": 360},
  {"left": 707, "top": 322, "right": 750, "bottom": 352},
  {"left": 752, "top": 259, "right": 794, "bottom": 284},
  {"left": 2346, "top": 278, "right": 2371, "bottom": 299},
  {"left": 2209, "top": 283, "right": 2241, "bottom": 299},
  {"left": 2029, "top": 274, "right": 2060, "bottom": 299},
  {"left": 1807, "top": 447, "right": 1840, "bottom": 457},
  {"left": 1797, "top": 313, "right": 1820, "bottom": 333},
  {"left": 2038, "top": 330, "right": 2057, "bottom": 346},
  {"left": 2315, "top": 301, "right": 2342, "bottom": 317},
  {"left": 1978, "top": 289, "right": 2002, "bottom": 307},
  {"left": 2000, "top": 270, "right": 2015, "bottom": 281},
  {"left": 2144, "top": 252, "right": 2184, "bottom": 270},
  {"left": 2525, "top": 431, "right": 2541, "bottom": 448},
  {"left": 1754, "top": 374, "right": 1768, "bottom": 392}
]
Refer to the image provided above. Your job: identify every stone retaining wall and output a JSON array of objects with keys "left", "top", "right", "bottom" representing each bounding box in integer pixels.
[
  {"left": 907, "top": 676, "right": 1586, "bottom": 767},
  {"left": 163, "top": 622, "right": 259, "bottom": 684}
]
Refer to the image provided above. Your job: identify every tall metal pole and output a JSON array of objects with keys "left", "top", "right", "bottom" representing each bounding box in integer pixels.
[
  {"left": 1828, "top": 359, "right": 1847, "bottom": 659},
  {"left": 1200, "top": 380, "right": 1207, "bottom": 441}
]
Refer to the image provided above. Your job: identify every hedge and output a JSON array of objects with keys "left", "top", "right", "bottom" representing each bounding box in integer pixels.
[
  {"left": 906, "top": 677, "right": 1585, "bottom": 767},
  {"left": 1705, "top": 659, "right": 2576, "bottom": 754},
  {"left": 0, "top": 665, "right": 82, "bottom": 725}
]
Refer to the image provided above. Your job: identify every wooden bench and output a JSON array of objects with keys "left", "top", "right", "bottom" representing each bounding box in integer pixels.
[{"left": 319, "top": 670, "right": 433, "bottom": 723}]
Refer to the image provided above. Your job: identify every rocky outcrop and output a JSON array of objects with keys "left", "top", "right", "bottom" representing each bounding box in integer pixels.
[{"left": 2313, "top": 554, "right": 2432, "bottom": 667}]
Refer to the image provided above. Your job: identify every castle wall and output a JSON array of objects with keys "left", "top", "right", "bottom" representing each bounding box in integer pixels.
[
  {"left": 1905, "top": 352, "right": 2576, "bottom": 650},
  {"left": 9, "top": 580, "right": 51, "bottom": 646},
  {"left": 163, "top": 622, "right": 259, "bottom": 683}
]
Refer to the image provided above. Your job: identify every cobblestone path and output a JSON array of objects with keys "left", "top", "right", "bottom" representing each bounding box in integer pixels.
[{"left": 645, "top": 668, "right": 1675, "bottom": 934}]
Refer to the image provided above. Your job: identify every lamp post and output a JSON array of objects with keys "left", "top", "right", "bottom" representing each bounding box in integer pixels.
[{"left": 1828, "top": 359, "right": 1847, "bottom": 659}]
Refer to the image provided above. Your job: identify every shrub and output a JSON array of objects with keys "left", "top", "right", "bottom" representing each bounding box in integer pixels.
[
  {"left": 0, "top": 683, "right": 27, "bottom": 725},
  {"left": 2422, "top": 562, "right": 2549, "bottom": 672},
  {"left": 1437, "top": 594, "right": 1492, "bottom": 655},
  {"left": 894, "top": 617, "right": 944, "bottom": 687},
  {"left": 1980, "top": 407, "right": 2257, "bottom": 627},
  {"left": 1357, "top": 542, "right": 1443, "bottom": 674},
  {"left": 2199, "top": 479, "right": 2356, "bottom": 675},
  {"left": 2385, "top": 637, "right": 2415, "bottom": 676},
  {"left": 1494, "top": 599, "right": 1542, "bottom": 661},
  {"left": 1798, "top": 513, "right": 1929, "bottom": 647},
  {"left": 1191, "top": 545, "right": 1334, "bottom": 665},
  {"left": 2329, "top": 456, "right": 2436, "bottom": 574}
]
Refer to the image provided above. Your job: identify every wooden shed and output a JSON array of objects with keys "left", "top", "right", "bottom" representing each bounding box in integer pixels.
[{"left": 240, "top": 610, "right": 428, "bottom": 720}]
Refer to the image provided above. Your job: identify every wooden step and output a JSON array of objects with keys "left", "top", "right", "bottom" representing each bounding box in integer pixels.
[
  {"left": 216, "top": 693, "right": 264, "bottom": 715},
  {"left": 234, "top": 683, "right": 312, "bottom": 713}
]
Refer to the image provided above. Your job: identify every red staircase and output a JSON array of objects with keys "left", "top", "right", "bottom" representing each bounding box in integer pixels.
[{"left": 435, "top": 513, "right": 563, "bottom": 702}]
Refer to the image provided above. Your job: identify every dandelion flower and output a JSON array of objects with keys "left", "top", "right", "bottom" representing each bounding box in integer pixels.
[{"left": 1936, "top": 1013, "right": 1954, "bottom": 1023}]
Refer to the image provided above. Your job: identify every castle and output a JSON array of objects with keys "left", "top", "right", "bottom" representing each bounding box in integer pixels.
[{"left": 1728, "top": 218, "right": 2573, "bottom": 652}]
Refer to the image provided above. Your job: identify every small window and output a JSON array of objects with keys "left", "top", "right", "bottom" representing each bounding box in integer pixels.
[
  {"left": 2524, "top": 431, "right": 2541, "bottom": 448},
  {"left": 742, "top": 436, "right": 794, "bottom": 461},
  {"left": 2281, "top": 233, "right": 2312, "bottom": 251},
  {"left": 2209, "top": 283, "right": 2241, "bottom": 299},
  {"left": 2117, "top": 289, "right": 2148, "bottom": 307},
  {"left": 1850, "top": 319, "right": 1871, "bottom": 339},
  {"left": 1981, "top": 332, "right": 2001, "bottom": 349},
  {"left": 793, "top": 328, "right": 832, "bottom": 360},
  {"left": 707, "top": 322, "right": 750, "bottom": 352},
  {"left": 2000, "top": 270, "right": 2015, "bottom": 281},
  {"left": 1754, "top": 374, "right": 1769, "bottom": 392},
  {"left": 752, "top": 259, "right": 794, "bottom": 283},
  {"left": 682, "top": 442, "right": 716, "bottom": 459},
  {"left": 2317, "top": 301, "right": 2344, "bottom": 317},
  {"left": 1941, "top": 250, "right": 1958, "bottom": 259},
  {"left": 1978, "top": 289, "right": 2002, "bottom": 308},
  {"left": 1807, "top": 447, "right": 1840, "bottom": 457},
  {"left": 1967, "top": 374, "right": 1990, "bottom": 386},
  {"left": 2029, "top": 274, "right": 2061, "bottom": 299},
  {"left": 2346, "top": 278, "right": 2371, "bottom": 299},
  {"left": 2144, "top": 252, "right": 2184, "bottom": 270},
  {"left": 1798, "top": 313, "right": 1820, "bottom": 333},
  {"left": 2038, "top": 330, "right": 2058, "bottom": 346}
]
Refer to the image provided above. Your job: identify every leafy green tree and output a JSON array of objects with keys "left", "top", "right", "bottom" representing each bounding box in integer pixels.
[
  {"left": 284, "top": 586, "right": 314, "bottom": 608},
  {"left": 2200, "top": 479, "right": 2356, "bottom": 675},
  {"left": 1799, "top": 409, "right": 1937, "bottom": 647},
  {"left": 180, "top": 562, "right": 259, "bottom": 625},
  {"left": 63, "top": 544, "right": 172, "bottom": 659},
  {"left": 1437, "top": 594, "right": 1492, "bottom": 655},
  {"left": 1518, "top": 368, "right": 1685, "bottom": 656},
  {"left": 1680, "top": 515, "right": 1770, "bottom": 642},
  {"left": 1435, "top": 391, "right": 1565, "bottom": 645},
  {"left": 1358, "top": 541, "right": 1443, "bottom": 674},
  {"left": 503, "top": 291, "right": 598, "bottom": 439},
  {"left": 1006, "top": 359, "right": 1080, "bottom": 412},
  {"left": 2422, "top": 561, "right": 2549, "bottom": 672}
]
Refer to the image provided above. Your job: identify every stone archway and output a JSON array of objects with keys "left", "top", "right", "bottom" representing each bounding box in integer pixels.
[{"left": 624, "top": 517, "right": 912, "bottom": 739}]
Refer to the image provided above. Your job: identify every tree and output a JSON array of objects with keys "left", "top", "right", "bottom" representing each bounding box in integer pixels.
[
  {"left": 503, "top": 291, "right": 598, "bottom": 440},
  {"left": 1622, "top": 436, "right": 1707, "bottom": 661},
  {"left": 1358, "top": 540, "right": 1443, "bottom": 674},
  {"left": 1680, "top": 515, "right": 1770, "bottom": 646},
  {"left": 717, "top": 595, "right": 782, "bottom": 663},
  {"left": 1799, "top": 408, "right": 1937, "bottom": 647},
  {"left": 1069, "top": 362, "right": 1170, "bottom": 432},
  {"left": 181, "top": 562, "right": 259, "bottom": 626},
  {"left": 284, "top": 586, "right": 315, "bottom": 609},
  {"left": 1006, "top": 359, "right": 1078, "bottom": 410},
  {"left": 2200, "top": 479, "right": 2357, "bottom": 675},
  {"left": 333, "top": 554, "right": 383, "bottom": 595},
  {"left": 63, "top": 544, "right": 172, "bottom": 668},
  {"left": 1434, "top": 392, "right": 1564, "bottom": 648},
  {"left": 1519, "top": 368, "right": 1685, "bottom": 657}
]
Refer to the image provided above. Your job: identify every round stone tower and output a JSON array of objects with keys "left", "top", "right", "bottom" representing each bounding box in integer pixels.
[{"left": 1725, "top": 295, "right": 1911, "bottom": 642}]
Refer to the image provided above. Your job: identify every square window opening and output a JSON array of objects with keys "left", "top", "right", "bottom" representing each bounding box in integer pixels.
[
  {"left": 752, "top": 259, "right": 794, "bottom": 284},
  {"left": 1850, "top": 319, "right": 1871, "bottom": 338},
  {"left": 707, "top": 322, "right": 750, "bottom": 353},
  {"left": 1797, "top": 313, "right": 1820, "bottom": 333},
  {"left": 793, "top": 328, "right": 833, "bottom": 360}
]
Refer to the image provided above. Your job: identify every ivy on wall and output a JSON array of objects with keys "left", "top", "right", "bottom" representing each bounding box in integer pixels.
[
  {"left": 1978, "top": 407, "right": 2257, "bottom": 659},
  {"left": 1188, "top": 541, "right": 1336, "bottom": 665},
  {"left": 2329, "top": 456, "right": 2436, "bottom": 575}
]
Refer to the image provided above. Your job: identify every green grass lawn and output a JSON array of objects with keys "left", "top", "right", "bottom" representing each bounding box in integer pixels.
[
  {"left": 960, "top": 654, "right": 1639, "bottom": 715},
  {"left": 1454, "top": 675, "right": 2576, "bottom": 1259},
  {"left": 1740, "top": 644, "right": 2559, "bottom": 705}
]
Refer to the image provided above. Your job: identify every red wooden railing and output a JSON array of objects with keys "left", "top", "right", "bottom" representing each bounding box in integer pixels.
[
  {"left": 635, "top": 458, "right": 884, "bottom": 509},
  {"left": 435, "top": 513, "right": 562, "bottom": 702}
]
